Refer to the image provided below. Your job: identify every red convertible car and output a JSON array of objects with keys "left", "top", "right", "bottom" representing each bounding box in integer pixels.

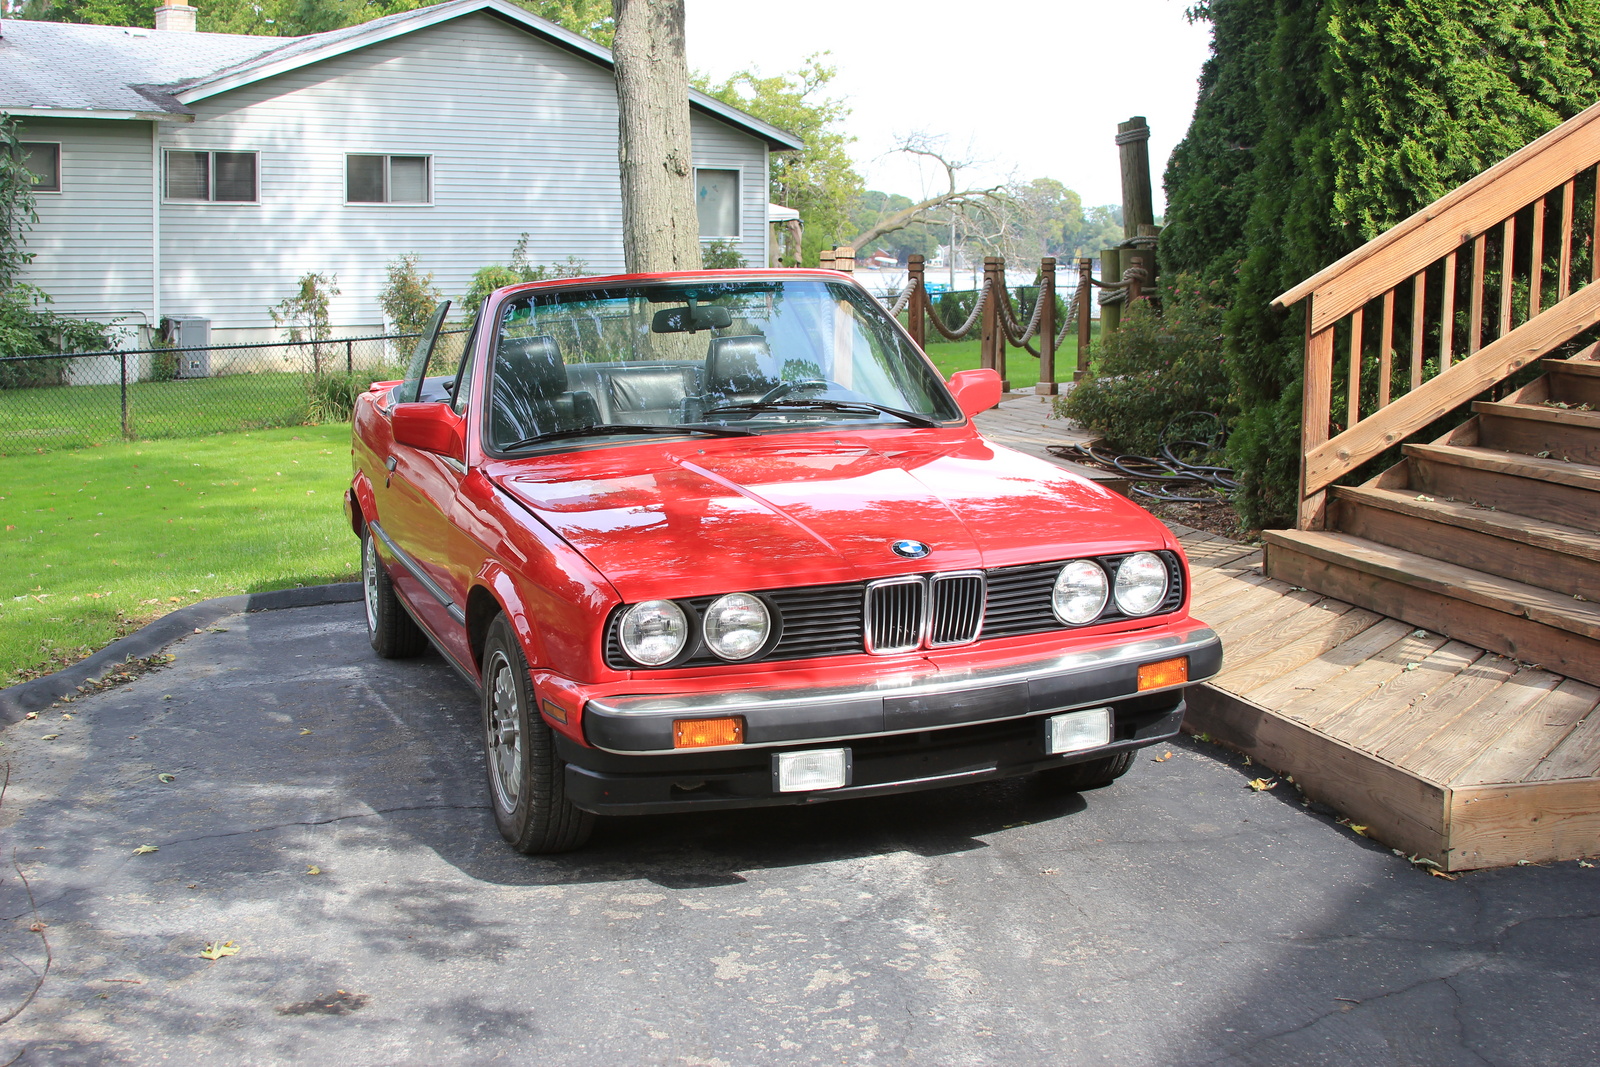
[{"left": 346, "top": 270, "right": 1220, "bottom": 853}]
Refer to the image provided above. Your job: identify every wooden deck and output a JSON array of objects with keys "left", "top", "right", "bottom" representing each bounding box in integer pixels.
[{"left": 975, "top": 393, "right": 1600, "bottom": 870}]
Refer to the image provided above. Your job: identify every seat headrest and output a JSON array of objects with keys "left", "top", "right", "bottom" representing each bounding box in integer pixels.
[{"left": 495, "top": 334, "right": 566, "bottom": 399}]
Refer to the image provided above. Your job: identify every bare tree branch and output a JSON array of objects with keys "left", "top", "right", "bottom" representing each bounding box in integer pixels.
[{"left": 848, "top": 134, "right": 1007, "bottom": 252}]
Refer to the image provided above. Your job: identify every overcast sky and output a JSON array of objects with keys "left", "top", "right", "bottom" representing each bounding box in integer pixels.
[{"left": 685, "top": 0, "right": 1214, "bottom": 212}]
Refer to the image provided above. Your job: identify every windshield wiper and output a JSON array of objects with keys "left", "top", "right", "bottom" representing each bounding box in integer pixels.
[
  {"left": 702, "top": 399, "right": 940, "bottom": 428},
  {"left": 502, "top": 423, "right": 754, "bottom": 450}
]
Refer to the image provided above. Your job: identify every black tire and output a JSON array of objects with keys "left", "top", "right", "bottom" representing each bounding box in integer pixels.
[
  {"left": 1037, "top": 750, "right": 1135, "bottom": 793},
  {"left": 481, "top": 616, "right": 594, "bottom": 854},
  {"left": 362, "top": 529, "right": 428, "bottom": 659}
]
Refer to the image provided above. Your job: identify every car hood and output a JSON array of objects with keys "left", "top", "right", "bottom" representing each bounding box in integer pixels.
[{"left": 491, "top": 434, "right": 1172, "bottom": 602}]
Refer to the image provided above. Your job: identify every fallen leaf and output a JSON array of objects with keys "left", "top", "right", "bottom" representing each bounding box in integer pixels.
[
  {"left": 200, "top": 940, "right": 239, "bottom": 961},
  {"left": 1152, "top": 751, "right": 1172, "bottom": 762},
  {"left": 1428, "top": 868, "right": 1460, "bottom": 880},
  {"left": 306, "top": 865, "right": 322, "bottom": 876},
  {"left": 24, "top": 712, "right": 36, "bottom": 720},
  {"left": 131, "top": 845, "right": 158, "bottom": 855},
  {"left": 1248, "top": 777, "right": 1276, "bottom": 791},
  {"left": 1348, "top": 824, "right": 1369, "bottom": 837},
  {"left": 1579, "top": 860, "right": 1595, "bottom": 868},
  {"left": 157, "top": 773, "right": 176, "bottom": 783},
  {"left": 299, "top": 728, "right": 312, "bottom": 736},
  {"left": 40, "top": 734, "right": 59, "bottom": 741}
]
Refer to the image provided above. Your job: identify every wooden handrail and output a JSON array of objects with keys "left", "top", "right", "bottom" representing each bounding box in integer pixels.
[{"left": 1276, "top": 98, "right": 1600, "bottom": 332}]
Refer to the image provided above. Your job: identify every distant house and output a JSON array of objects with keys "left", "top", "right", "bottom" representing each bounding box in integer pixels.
[{"left": 0, "top": 0, "right": 801, "bottom": 344}]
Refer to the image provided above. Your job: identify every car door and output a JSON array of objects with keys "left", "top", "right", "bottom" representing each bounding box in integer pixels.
[{"left": 373, "top": 302, "right": 477, "bottom": 667}]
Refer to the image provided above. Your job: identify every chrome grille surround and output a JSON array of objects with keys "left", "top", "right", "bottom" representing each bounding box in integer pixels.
[
  {"left": 928, "top": 571, "right": 986, "bottom": 647},
  {"left": 864, "top": 575, "right": 928, "bottom": 654}
]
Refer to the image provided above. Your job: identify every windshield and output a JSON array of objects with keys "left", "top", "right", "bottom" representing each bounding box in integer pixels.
[{"left": 484, "top": 277, "right": 962, "bottom": 451}]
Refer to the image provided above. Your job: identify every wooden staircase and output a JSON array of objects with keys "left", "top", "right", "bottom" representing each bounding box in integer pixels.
[
  {"left": 1266, "top": 355, "right": 1600, "bottom": 684},
  {"left": 1267, "top": 100, "right": 1600, "bottom": 687}
]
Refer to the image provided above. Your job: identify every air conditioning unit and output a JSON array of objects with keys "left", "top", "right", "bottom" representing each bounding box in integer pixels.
[{"left": 164, "top": 316, "right": 211, "bottom": 378}]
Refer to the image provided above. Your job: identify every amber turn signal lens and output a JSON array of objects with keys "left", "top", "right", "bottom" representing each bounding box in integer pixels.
[
  {"left": 1137, "top": 656, "right": 1189, "bottom": 690},
  {"left": 673, "top": 716, "right": 745, "bottom": 748}
]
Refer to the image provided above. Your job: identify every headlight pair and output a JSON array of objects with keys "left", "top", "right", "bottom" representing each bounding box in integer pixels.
[
  {"left": 618, "top": 592, "right": 771, "bottom": 666},
  {"left": 1050, "top": 551, "right": 1169, "bottom": 625}
]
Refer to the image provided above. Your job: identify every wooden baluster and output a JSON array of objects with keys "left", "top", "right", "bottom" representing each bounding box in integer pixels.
[
  {"left": 1378, "top": 289, "right": 1394, "bottom": 409},
  {"left": 1439, "top": 251, "right": 1457, "bottom": 369},
  {"left": 1347, "top": 307, "right": 1364, "bottom": 427},
  {"left": 1076, "top": 258, "right": 1092, "bottom": 381},
  {"left": 1411, "top": 269, "right": 1426, "bottom": 389},
  {"left": 1469, "top": 233, "right": 1486, "bottom": 355},
  {"left": 1300, "top": 311, "right": 1335, "bottom": 531},
  {"left": 1037, "top": 257, "right": 1057, "bottom": 395},
  {"left": 1592, "top": 163, "right": 1600, "bottom": 284},
  {"left": 1500, "top": 216, "right": 1516, "bottom": 337},
  {"left": 1530, "top": 195, "right": 1546, "bottom": 318},
  {"left": 1561, "top": 178, "right": 1575, "bottom": 300},
  {"left": 905, "top": 254, "right": 925, "bottom": 351}
]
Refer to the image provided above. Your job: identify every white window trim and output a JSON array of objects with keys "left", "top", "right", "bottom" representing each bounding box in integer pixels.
[
  {"left": 161, "top": 148, "right": 260, "bottom": 205},
  {"left": 694, "top": 165, "right": 743, "bottom": 239},
  {"left": 343, "top": 152, "right": 434, "bottom": 207},
  {"left": 20, "top": 142, "right": 62, "bottom": 194}
]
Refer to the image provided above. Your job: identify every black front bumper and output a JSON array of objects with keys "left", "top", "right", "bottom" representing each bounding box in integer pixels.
[{"left": 557, "top": 689, "right": 1186, "bottom": 815}]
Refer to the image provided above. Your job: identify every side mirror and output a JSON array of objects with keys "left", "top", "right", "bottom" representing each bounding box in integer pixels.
[
  {"left": 392, "top": 402, "right": 465, "bottom": 463},
  {"left": 947, "top": 369, "right": 1003, "bottom": 418}
]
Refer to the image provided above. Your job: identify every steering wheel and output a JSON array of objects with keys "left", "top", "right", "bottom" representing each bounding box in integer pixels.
[{"left": 757, "top": 379, "right": 829, "bottom": 403}]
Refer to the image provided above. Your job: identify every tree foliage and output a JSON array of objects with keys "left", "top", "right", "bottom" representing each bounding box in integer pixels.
[
  {"left": 16, "top": 0, "right": 614, "bottom": 42},
  {"left": 695, "top": 55, "right": 861, "bottom": 266},
  {"left": 1157, "top": 0, "right": 1600, "bottom": 528}
]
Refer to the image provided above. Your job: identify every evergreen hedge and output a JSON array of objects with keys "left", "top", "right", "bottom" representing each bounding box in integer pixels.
[{"left": 1159, "top": 0, "right": 1600, "bottom": 528}]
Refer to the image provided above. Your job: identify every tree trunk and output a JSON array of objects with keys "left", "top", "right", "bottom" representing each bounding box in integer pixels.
[{"left": 612, "top": 0, "right": 702, "bottom": 273}]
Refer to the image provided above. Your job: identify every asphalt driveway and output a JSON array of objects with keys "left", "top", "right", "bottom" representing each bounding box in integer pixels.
[{"left": 0, "top": 598, "right": 1595, "bottom": 1065}]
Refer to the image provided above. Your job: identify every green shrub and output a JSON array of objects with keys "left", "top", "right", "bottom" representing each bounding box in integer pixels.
[
  {"left": 303, "top": 365, "right": 406, "bottom": 424},
  {"left": 380, "top": 253, "right": 442, "bottom": 336},
  {"left": 461, "top": 234, "right": 590, "bottom": 313},
  {"left": 702, "top": 239, "right": 747, "bottom": 269},
  {"left": 1058, "top": 274, "right": 1234, "bottom": 454}
]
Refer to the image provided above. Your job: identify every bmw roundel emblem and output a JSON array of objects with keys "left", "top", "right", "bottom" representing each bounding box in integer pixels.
[{"left": 891, "top": 539, "right": 931, "bottom": 559}]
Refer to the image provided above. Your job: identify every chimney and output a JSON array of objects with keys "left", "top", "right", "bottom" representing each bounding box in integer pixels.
[{"left": 153, "top": 3, "right": 197, "bottom": 31}]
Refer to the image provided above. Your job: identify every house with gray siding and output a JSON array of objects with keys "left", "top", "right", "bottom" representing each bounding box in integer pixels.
[{"left": 0, "top": 0, "right": 800, "bottom": 345}]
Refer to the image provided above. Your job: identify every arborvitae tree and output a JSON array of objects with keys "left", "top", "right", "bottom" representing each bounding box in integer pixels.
[{"left": 1160, "top": 0, "right": 1600, "bottom": 528}]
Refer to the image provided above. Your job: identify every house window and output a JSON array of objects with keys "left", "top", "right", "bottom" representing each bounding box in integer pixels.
[
  {"left": 346, "top": 154, "right": 431, "bottom": 204},
  {"left": 164, "top": 150, "right": 257, "bottom": 202},
  {"left": 696, "top": 168, "right": 739, "bottom": 237},
  {"left": 19, "top": 143, "right": 60, "bottom": 192}
]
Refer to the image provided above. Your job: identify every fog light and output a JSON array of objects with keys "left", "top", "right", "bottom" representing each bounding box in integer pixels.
[
  {"left": 673, "top": 716, "right": 744, "bottom": 748},
  {"left": 1137, "top": 656, "right": 1189, "bottom": 690},
  {"left": 1046, "top": 708, "right": 1112, "bottom": 754},
  {"left": 774, "top": 748, "right": 851, "bottom": 792}
]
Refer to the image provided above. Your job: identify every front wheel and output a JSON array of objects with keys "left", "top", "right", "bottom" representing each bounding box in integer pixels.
[
  {"left": 363, "top": 529, "right": 428, "bottom": 659},
  {"left": 481, "top": 616, "right": 593, "bottom": 854},
  {"left": 1036, "top": 750, "right": 1135, "bottom": 793}
]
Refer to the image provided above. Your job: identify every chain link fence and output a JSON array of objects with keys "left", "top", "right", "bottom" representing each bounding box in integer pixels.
[{"left": 0, "top": 329, "right": 468, "bottom": 453}]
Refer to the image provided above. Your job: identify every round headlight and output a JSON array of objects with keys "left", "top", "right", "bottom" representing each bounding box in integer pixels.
[
  {"left": 702, "top": 592, "right": 770, "bottom": 661},
  {"left": 618, "top": 600, "right": 689, "bottom": 666},
  {"left": 1052, "top": 559, "right": 1108, "bottom": 625},
  {"left": 1114, "top": 552, "right": 1169, "bottom": 616}
]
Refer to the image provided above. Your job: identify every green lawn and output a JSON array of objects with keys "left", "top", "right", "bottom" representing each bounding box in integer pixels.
[
  {"left": 1, "top": 427, "right": 358, "bottom": 686},
  {"left": 918, "top": 326, "right": 1100, "bottom": 383},
  {"left": 0, "top": 372, "right": 319, "bottom": 454}
]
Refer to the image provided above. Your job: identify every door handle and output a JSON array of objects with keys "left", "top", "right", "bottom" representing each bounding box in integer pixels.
[{"left": 384, "top": 455, "right": 398, "bottom": 487}]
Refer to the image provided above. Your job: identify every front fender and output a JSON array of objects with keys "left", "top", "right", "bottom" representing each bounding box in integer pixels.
[
  {"left": 348, "top": 472, "right": 378, "bottom": 537},
  {"left": 473, "top": 562, "right": 593, "bottom": 745}
]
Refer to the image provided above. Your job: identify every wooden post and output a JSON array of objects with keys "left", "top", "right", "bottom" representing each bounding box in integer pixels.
[
  {"left": 820, "top": 248, "right": 835, "bottom": 270},
  {"left": 834, "top": 246, "right": 855, "bottom": 273},
  {"left": 1076, "top": 257, "right": 1092, "bottom": 380},
  {"left": 1115, "top": 117, "right": 1155, "bottom": 240},
  {"left": 981, "top": 256, "right": 1009, "bottom": 390},
  {"left": 1100, "top": 248, "right": 1122, "bottom": 334},
  {"left": 1037, "top": 257, "right": 1057, "bottom": 394},
  {"left": 1299, "top": 299, "right": 1334, "bottom": 531},
  {"left": 906, "top": 254, "right": 926, "bottom": 351}
]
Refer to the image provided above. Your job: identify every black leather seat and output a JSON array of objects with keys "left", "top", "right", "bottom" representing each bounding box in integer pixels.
[
  {"left": 705, "top": 335, "right": 778, "bottom": 401},
  {"left": 490, "top": 334, "right": 599, "bottom": 447},
  {"left": 609, "top": 365, "right": 702, "bottom": 425}
]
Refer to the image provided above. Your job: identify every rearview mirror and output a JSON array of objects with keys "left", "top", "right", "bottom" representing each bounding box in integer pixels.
[
  {"left": 392, "top": 402, "right": 465, "bottom": 463},
  {"left": 947, "top": 369, "right": 1003, "bottom": 418},
  {"left": 652, "top": 304, "right": 733, "bottom": 333}
]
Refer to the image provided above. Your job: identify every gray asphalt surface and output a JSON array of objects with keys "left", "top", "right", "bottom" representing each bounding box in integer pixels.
[{"left": 0, "top": 600, "right": 1595, "bottom": 1065}]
